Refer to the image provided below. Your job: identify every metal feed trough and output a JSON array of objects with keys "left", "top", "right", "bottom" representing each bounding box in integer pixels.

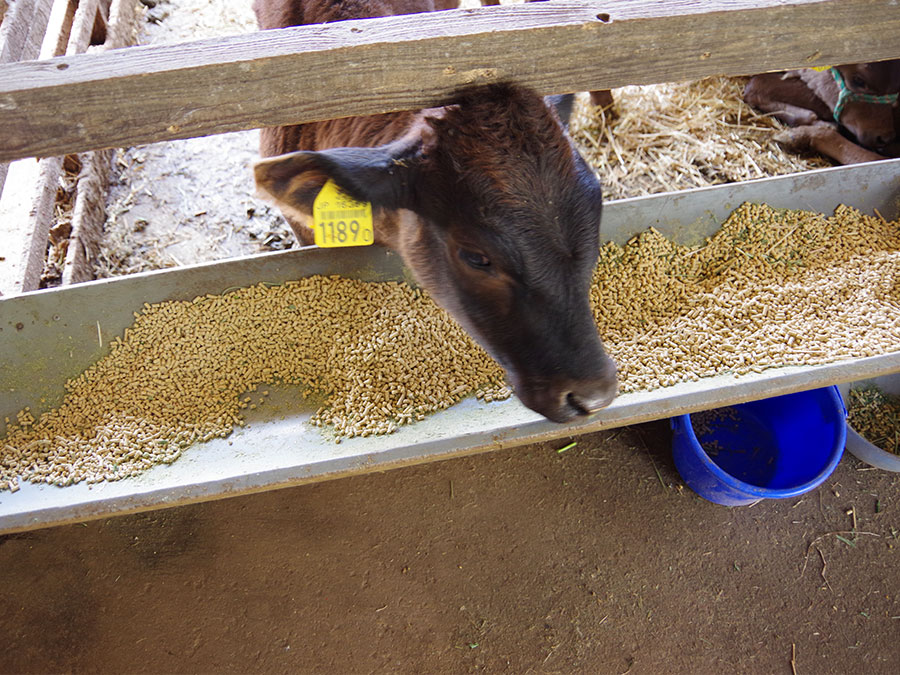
[{"left": 2, "top": 159, "right": 899, "bottom": 533}]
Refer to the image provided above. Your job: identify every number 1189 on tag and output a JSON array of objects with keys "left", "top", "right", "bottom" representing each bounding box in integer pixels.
[{"left": 312, "top": 180, "right": 375, "bottom": 248}]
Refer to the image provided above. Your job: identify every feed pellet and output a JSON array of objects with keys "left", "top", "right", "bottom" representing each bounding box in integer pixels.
[
  {"left": 847, "top": 386, "right": 900, "bottom": 456},
  {"left": 593, "top": 202, "right": 900, "bottom": 391},
  {"left": 1, "top": 278, "right": 510, "bottom": 491},
  {"left": 2, "top": 202, "right": 900, "bottom": 490}
]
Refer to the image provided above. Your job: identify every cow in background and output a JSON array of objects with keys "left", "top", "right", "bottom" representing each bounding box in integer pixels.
[{"left": 743, "top": 60, "right": 900, "bottom": 165}]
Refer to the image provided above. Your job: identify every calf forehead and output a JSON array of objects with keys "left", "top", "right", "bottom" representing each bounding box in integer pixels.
[
  {"left": 520, "top": 232, "right": 598, "bottom": 291},
  {"left": 427, "top": 83, "right": 603, "bottom": 269},
  {"left": 474, "top": 185, "right": 602, "bottom": 297},
  {"left": 436, "top": 102, "right": 597, "bottom": 225},
  {"left": 438, "top": 104, "right": 573, "bottom": 179},
  {"left": 432, "top": 85, "right": 572, "bottom": 170},
  {"left": 449, "top": 163, "right": 601, "bottom": 264}
]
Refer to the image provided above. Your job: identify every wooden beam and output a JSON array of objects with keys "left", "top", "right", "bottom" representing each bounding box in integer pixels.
[
  {"left": 0, "top": 0, "right": 132, "bottom": 294},
  {"left": 0, "top": 156, "right": 64, "bottom": 293},
  {"left": 0, "top": 0, "right": 54, "bottom": 64},
  {"left": 66, "top": 0, "right": 100, "bottom": 54},
  {"left": 0, "top": 0, "right": 54, "bottom": 191},
  {"left": 62, "top": 0, "right": 140, "bottom": 286},
  {"left": 0, "top": 0, "right": 39, "bottom": 64},
  {"left": 0, "top": 0, "right": 74, "bottom": 293},
  {"left": 40, "top": 0, "right": 79, "bottom": 60},
  {"left": 104, "top": 0, "right": 138, "bottom": 53},
  {"left": 1, "top": 0, "right": 900, "bottom": 162},
  {"left": 62, "top": 149, "right": 111, "bottom": 284}
]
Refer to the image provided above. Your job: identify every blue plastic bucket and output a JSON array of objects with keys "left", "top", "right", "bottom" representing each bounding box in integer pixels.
[{"left": 671, "top": 386, "right": 846, "bottom": 506}]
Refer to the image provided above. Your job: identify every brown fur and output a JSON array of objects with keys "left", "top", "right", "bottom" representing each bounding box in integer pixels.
[
  {"left": 743, "top": 60, "right": 900, "bottom": 165},
  {"left": 252, "top": 0, "right": 617, "bottom": 422}
]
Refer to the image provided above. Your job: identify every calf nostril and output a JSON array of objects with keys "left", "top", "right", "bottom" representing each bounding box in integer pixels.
[
  {"left": 565, "top": 387, "right": 615, "bottom": 417},
  {"left": 566, "top": 392, "right": 591, "bottom": 417}
]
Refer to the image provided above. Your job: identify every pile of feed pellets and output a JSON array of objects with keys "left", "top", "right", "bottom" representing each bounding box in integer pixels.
[
  {"left": 847, "top": 386, "right": 900, "bottom": 456},
  {"left": 2, "top": 202, "right": 900, "bottom": 490},
  {"left": 593, "top": 202, "right": 900, "bottom": 391},
  {"left": 1, "top": 279, "right": 509, "bottom": 490}
]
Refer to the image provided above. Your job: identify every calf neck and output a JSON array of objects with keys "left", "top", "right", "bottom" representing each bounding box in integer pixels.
[{"left": 253, "top": 0, "right": 617, "bottom": 422}]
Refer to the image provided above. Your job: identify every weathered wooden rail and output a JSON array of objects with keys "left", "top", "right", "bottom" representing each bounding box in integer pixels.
[
  {"left": 0, "top": 0, "right": 136, "bottom": 295},
  {"left": 1, "top": 0, "right": 900, "bottom": 162}
]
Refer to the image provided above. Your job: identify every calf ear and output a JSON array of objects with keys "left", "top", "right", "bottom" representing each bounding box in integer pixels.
[{"left": 253, "top": 138, "right": 421, "bottom": 219}]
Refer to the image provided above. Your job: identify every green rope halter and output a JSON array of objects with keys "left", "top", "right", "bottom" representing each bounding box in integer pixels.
[{"left": 830, "top": 67, "right": 898, "bottom": 123}]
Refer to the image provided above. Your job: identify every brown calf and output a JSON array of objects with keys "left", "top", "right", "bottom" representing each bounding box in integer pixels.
[
  {"left": 743, "top": 60, "right": 900, "bottom": 165},
  {"left": 252, "top": 0, "right": 617, "bottom": 422}
]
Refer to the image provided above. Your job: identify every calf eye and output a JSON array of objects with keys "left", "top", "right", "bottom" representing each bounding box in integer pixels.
[
  {"left": 850, "top": 75, "right": 867, "bottom": 90},
  {"left": 458, "top": 248, "right": 491, "bottom": 269}
]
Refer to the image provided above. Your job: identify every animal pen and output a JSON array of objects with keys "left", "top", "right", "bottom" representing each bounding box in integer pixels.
[{"left": 1, "top": 0, "right": 900, "bottom": 533}]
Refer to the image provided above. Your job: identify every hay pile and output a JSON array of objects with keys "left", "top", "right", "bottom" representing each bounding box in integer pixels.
[{"left": 570, "top": 77, "right": 831, "bottom": 201}]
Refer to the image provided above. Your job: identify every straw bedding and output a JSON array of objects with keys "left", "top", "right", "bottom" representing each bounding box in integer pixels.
[{"left": 570, "top": 77, "right": 831, "bottom": 202}]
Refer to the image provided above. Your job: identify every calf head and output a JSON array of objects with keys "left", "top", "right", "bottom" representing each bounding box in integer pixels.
[
  {"left": 255, "top": 84, "right": 617, "bottom": 422},
  {"left": 837, "top": 60, "right": 900, "bottom": 98},
  {"left": 803, "top": 61, "right": 900, "bottom": 150}
]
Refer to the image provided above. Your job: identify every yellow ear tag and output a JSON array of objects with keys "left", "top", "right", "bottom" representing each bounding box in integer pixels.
[
  {"left": 312, "top": 179, "right": 375, "bottom": 247},
  {"left": 810, "top": 65, "right": 832, "bottom": 72}
]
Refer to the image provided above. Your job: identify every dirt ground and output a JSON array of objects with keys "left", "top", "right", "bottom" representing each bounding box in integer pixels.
[{"left": 1, "top": 421, "right": 898, "bottom": 673}]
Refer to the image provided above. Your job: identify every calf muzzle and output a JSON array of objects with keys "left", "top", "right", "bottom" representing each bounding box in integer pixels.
[{"left": 512, "top": 356, "right": 618, "bottom": 423}]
